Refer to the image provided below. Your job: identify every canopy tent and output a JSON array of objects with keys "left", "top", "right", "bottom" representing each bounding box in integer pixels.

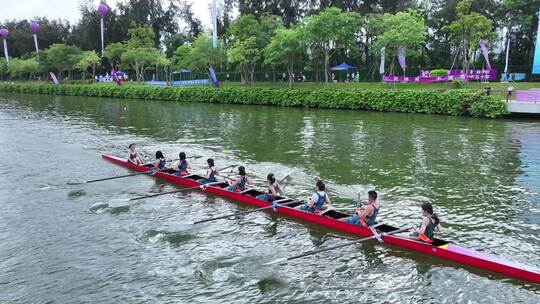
[
  {"left": 173, "top": 69, "right": 191, "bottom": 74},
  {"left": 330, "top": 62, "right": 357, "bottom": 71},
  {"left": 172, "top": 69, "right": 192, "bottom": 81},
  {"left": 330, "top": 62, "right": 357, "bottom": 82}
]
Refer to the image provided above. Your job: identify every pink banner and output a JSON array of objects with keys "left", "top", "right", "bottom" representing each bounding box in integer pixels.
[
  {"left": 398, "top": 46, "right": 406, "bottom": 72},
  {"left": 515, "top": 90, "right": 540, "bottom": 103},
  {"left": 479, "top": 40, "right": 491, "bottom": 70},
  {"left": 384, "top": 69, "right": 497, "bottom": 83}
]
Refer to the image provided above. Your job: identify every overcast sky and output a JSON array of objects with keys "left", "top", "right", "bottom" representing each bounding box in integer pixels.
[{"left": 1, "top": 0, "right": 215, "bottom": 27}]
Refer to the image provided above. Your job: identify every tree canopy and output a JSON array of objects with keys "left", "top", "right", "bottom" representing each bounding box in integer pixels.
[{"left": 0, "top": 0, "right": 537, "bottom": 82}]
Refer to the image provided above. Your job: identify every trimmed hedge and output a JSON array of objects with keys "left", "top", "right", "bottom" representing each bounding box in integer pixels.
[
  {"left": 429, "top": 69, "right": 449, "bottom": 77},
  {"left": 0, "top": 83, "right": 508, "bottom": 118}
]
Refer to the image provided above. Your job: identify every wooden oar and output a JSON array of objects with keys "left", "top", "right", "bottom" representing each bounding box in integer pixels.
[
  {"left": 187, "top": 198, "right": 299, "bottom": 225},
  {"left": 67, "top": 171, "right": 152, "bottom": 185},
  {"left": 279, "top": 172, "right": 292, "bottom": 184},
  {"left": 263, "top": 226, "right": 412, "bottom": 265},
  {"left": 276, "top": 171, "right": 293, "bottom": 196},
  {"left": 112, "top": 181, "right": 222, "bottom": 202},
  {"left": 219, "top": 164, "right": 238, "bottom": 173},
  {"left": 368, "top": 225, "right": 383, "bottom": 243},
  {"left": 166, "top": 155, "right": 203, "bottom": 162},
  {"left": 320, "top": 206, "right": 357, "bottom": 212}
]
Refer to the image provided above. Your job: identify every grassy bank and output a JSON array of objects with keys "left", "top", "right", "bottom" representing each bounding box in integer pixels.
[
  {"left": 0, "top": 83, "right": 508, "bottom": 118},
  {"left": 221, "top": 81, "right": 539, "bottom": 90}
]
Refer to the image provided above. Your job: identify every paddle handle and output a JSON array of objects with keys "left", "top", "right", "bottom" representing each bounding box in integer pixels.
[
  {"left": 280, "top": 227, "right": 412, "bottom": 263},
  {"left": 129, "top": 181, "right": 222, "bottom": 201},
  {"left": 193, "top": 199, "right": 297, "bottom": 225},
  {"left": 68, "top": 171, "right": 151, "bottom": 185},
  {"left": 368, "top": 225, "right": 383, "bottom": 243}
]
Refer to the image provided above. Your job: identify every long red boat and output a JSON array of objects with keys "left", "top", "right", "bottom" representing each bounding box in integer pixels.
[{"left": 102, "top": 154, "right": 540, "bottom": 284}]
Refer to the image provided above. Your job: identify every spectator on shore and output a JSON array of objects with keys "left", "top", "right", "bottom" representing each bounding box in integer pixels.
[{"left": 507, "top": 86, "right": 514, "bottom": 102}]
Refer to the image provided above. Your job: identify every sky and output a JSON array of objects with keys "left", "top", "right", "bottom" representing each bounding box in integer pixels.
[{"left": 1, "top": 0, "right": 215, "bottom": 27}]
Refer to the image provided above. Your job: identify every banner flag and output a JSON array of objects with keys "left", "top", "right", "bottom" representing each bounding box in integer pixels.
[
  {"left": 2, "top": 39, "right": 8, "bottom": 64},
  {"left": 532, "top": 8, "right": 540, "bottom": 74},
  {"left": 209, "top": 67, "right": 219, "bottom": 88},
  {"left": 212, "top": 0, "right": 218, "bottom": 48},
  {"left": 479, "top": 39, "right": 492, "bottom": 70},
  {"left": 49, "top": 72, "right": 59, "bottom": 85},
  {"left": 398, "top": 46, "right": 407, "bottom": 72},
  {"left": 379, "top": 47, "right": 385, "bottom": 75},
  {"left": 33, "top": 34, "right": 39, "bottom": 53},
  {"left": 504, "top": 29, "right": 511, "bottom": 80}
]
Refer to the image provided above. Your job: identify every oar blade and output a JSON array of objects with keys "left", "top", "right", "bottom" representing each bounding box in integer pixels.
[
  {"left": 107, "top": 198, "right": 131, "bottom": 208},
  {"left": 66, "top": 181, "right": 84, "bottom": 185},
  {"left": 164, "top": 221, "right": 194, "bottom": 233},
  {"left": 108, "top": 198, "right": 131, "bottom": 203}
]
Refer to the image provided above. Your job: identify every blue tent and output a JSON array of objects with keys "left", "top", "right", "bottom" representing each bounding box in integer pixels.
[
  {"left": 173, "top": 69, "right": 191, "bottom": 74},
  {"left": 330, "top": 62, "right": 357, "bottom": 71}
]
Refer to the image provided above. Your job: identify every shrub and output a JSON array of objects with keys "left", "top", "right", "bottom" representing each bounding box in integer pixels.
[
  {"left": 452, "top": 79, "right": 464, "bottom": 89},
  {"left": 429, "top": 69, "right": 449, "bottom": 77},
  {"left": 0, "top": 83, "right": 508, "bottom": 118}
]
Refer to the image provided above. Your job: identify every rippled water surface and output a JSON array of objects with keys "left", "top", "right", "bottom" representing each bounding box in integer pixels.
[{"left": 0, "top": 93, "right": 539, "bottom": 303}]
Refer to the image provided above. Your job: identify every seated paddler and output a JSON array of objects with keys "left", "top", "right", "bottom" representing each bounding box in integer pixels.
[
  {"left": 339, "top": 190, "right": 379, "bottom": 227},
  {"left": 296, "top": 180, "right": 332, "bottom": 213},
  {"left": 410, "top": 202, "right": 442, "bottom": 243}
]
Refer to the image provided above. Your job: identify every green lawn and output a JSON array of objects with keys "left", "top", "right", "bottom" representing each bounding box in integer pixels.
[{"left": 220, "top": 81, "right": 540, "bottom": 91}]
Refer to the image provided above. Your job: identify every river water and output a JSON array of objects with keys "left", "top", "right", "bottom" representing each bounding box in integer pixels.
[{"left": 0, "top": 93, "right": 539, "bottom": 303}]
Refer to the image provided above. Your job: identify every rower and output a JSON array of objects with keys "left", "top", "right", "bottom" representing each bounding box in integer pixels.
[
  {"left": 339, "top": 190, "right": 379, "bottom": 227},
  {"left": 410, "top": 202, "right": 442, "bottom": 243},
  {"left": 174, "top": 152, "right": 192, "bottom": 176},
  {"left": 153, "top": 151, "right": 167, "bottom": 170},
  {"left": 256, "top": 173, "right": 281, "bottom": 202},
  {"left": 296, "top": 180, "right": 331, "bottom": 213},
  {"left": 127, "top": 143, "right": 144, "bottom": 165},
  {"left": 227, "top": 166, "right": 250, "bottom": 192},
  {"left": 198, "top": 158, "right": 218, "bottom": 184}
]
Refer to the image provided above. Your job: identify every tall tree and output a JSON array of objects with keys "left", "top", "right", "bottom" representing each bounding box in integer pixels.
[
  {"left": 121, "top": 47, "right": 159, "bottom": 81},
  {"left": 178, "top": 1, "right": 202, "bottom": 41},
  {"left": 163, "top": 33, "right": 187, "bottom": 57},
  {"left": 303, "top": 7, "right": 361, "bottom": 82},
  {"left": 172, "top": 45, "right": 192, "bottom": 70},
  {"left": 43, "top": 43, "right": 83, "bottom": 80},
  {"left": 237, "top": 0, "right": 310, "bottom": 27},
  {"left": 69, "top": 0, "right": 124, "bottom": 52},
  {"left": 104, "top": 42, "right": 129, "bottom": 68},
  {"left": 127, "top": 25, "right": 155, "bottom": 48},
  {"left": 264, "top": 27, "right": 306, "bottom": 87},
  {"left": 227, "top": 14, "right": 279, "bottom": 83},
  {"left": 8, "top": 57, "right": 40, "bottom": 80},
  {"left": 228, "top": 37, "right": 260, "bottom": 84},
  {"left": 0, "top": 18, "right": 71, "bottom": 58},
  {"left": 499, "top": 0, "right": 540, "bottom": 71},
  {"left": 373, "top": 11, "right": 426, "bottom": 74},
  {"left": 75, "top": 50, "right": 100, "bottom": 80},
  {"left": 445, "top": 0, "right": 496, "bottom": 72}
]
